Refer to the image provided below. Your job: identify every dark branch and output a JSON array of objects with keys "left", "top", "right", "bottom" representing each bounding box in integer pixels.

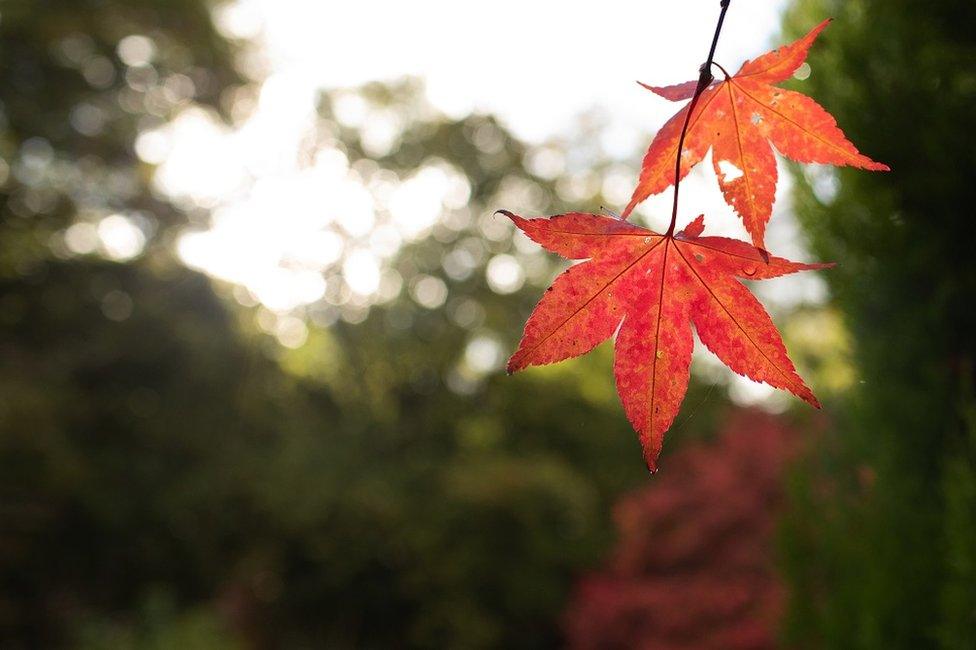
[{"left": 665, "top": 0, "right": 732, "bottom": 237}]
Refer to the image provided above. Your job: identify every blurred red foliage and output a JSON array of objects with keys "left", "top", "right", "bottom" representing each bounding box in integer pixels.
[{"left": 563, "top": 409, "right": 799, "bottom": 649}]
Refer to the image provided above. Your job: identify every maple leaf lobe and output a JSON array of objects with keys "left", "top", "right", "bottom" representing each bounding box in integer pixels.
[{"left": 737, "top": 18, "right": 833, "bottom": 83}]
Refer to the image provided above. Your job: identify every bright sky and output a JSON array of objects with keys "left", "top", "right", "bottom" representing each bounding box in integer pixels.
[
  {"left": 233, "top": 0, "right": 784, "bottom": 139},
  {"left": 221, "top": 0, "right": 790, "bottom": 143},
  {"left": 122, "top": 0, "right": 830, "bottom": 403}
]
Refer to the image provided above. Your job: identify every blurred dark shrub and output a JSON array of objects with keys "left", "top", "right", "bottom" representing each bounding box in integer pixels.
[{"left": 779, "top": 0, "right": 976, "bottom": 647}]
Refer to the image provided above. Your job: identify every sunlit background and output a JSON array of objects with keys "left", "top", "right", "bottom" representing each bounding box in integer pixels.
[
  {"left": 98, "top": 0, "right": 820, "bottom": 404},
  {"left": 2, "top": 0, "right": 973, "bottom": 647}
]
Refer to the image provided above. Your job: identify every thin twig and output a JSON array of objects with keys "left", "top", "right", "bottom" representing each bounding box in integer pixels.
[{"left": 665, "top": 0, "right": 732, "bottom": 237}]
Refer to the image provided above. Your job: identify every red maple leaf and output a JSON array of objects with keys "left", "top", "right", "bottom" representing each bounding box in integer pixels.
[
  {"left": 502, "top": 210, "right": 828, "bottom": 471},
  {"left": 622, "top": 19, "right": 888, "bottom": 249}
]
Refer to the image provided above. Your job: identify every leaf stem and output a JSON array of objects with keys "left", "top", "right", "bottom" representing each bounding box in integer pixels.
[
  {"left": 710, "top": 61, "right": 732, "bottom": 80},
  {"left": 665, "top": 0, "right": 732, "bottom": 237}
]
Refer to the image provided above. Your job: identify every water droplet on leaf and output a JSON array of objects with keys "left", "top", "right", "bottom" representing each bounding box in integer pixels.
[{"left": 793, "top": 62, "right": 811, "bottom": 81}]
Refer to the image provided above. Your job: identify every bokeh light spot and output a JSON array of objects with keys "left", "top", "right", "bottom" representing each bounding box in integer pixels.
[{"left": 486, "top": 254, "right": 524, "bottom": 294}]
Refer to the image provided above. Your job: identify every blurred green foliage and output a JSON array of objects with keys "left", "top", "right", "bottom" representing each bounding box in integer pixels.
[
  {"left": 0, "top": 255, "right": 663, "bottom": 647},
  {"left": 0, "top": 0, "right": 239, "bottom": 272},
  {"left": 15, "top": 0, "right": 965, "bottom": 646},
  {"left": 0, "top": 1, "right": 738, "bottom": 647},
  {"left": 779, "top": 0, "right": 976, "bottom": 647}
]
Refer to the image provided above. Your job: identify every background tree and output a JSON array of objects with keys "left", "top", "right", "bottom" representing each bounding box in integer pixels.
[
  {"left": 12, "top": 0, "right": 967, "bottom": 647},
  {"left": 2, "top": 2, "right": 735, "bottom": 646},
  {"left": 779, "top": 0, "right": 976, "bottom": 646},
  {"left": 0, "top": 0, "right": 239, "bottom": 272}
]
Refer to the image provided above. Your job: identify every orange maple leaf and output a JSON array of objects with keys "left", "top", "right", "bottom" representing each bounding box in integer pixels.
[
  {"left": 623, "top": 19, "right": 888, "bottom": 250},
  {"left": 502, "top": 210, "right": 828, "bottom": 471}
]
